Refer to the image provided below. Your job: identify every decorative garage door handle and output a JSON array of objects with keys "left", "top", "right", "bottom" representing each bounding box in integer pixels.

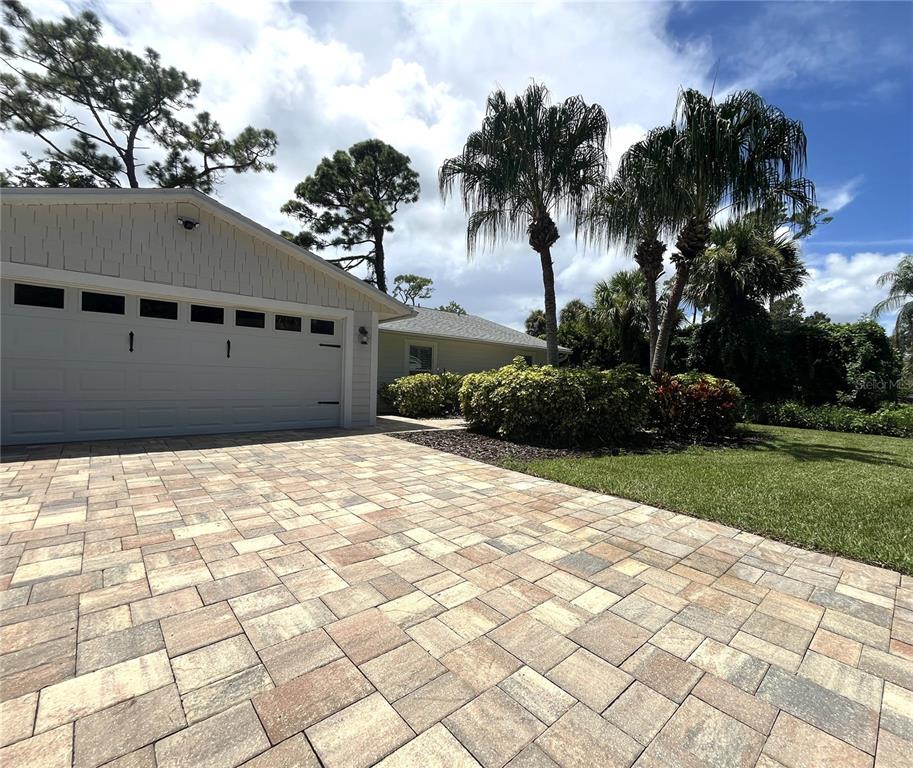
[
  {"left": 129, "top": 331, "right": 134, "bottom": 353},
  {"left": 226, "top": 339, "right": 231, "bottom": 359}
]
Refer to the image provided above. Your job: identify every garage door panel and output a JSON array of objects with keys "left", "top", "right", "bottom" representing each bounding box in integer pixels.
[
  {"left": 7, "top": 408, "right": 66, "bottom": 439},
  {"left": 75, "top": 408, "right": 125, "bottom": 432},
  {"left": 8, "top": 366, "right": 67, "bottom": 395},
  {"left": 2, "top": 316, "right": 71, "bottom": 358},
  {"left": 136, "top": 407, "right": 180, "bottom": 430},
  {"left": 1, "top": 284, "right": 347, "bottom": 444}
]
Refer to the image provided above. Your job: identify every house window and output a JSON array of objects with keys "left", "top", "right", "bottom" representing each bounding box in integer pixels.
[
  {"left": 276, "top": 314, "right": 302, "bottom": 332},
  {"left": 82, "top": 291, "right": 125, "bottom": 314},
  {"left": 310, "top": 319, "right": 335, "bottom": 335},
  {"left": 140, "top": 298, "right": 178, "bottom": 319},
  {"left": 190, "top": 304, "right": 224, "bottom": 324},
  {"left": 409, "top": 344, "right": 433, "bottom": 373},
  {"left": 235, "top": 309, "right": 265, "bottom": 328},
  {"left": 14, "top": 283, "right": 64, "bottom": 309}
]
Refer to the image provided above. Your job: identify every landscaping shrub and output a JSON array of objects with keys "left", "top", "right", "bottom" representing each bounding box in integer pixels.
[
  {"left": 653, "top": 372, "right": 743, "bottom": 440},
  {"left": 382, "top": 372, "right": 463, "bottom": 418},
  {"left": 690, "top": 316, "right": 901, "bottom": 408},
  {"left": 745, "top": 401, "right": 913, "bottom": 438},
  {"left": 459, "top": 358, "right": 652, "bottom": 447}
]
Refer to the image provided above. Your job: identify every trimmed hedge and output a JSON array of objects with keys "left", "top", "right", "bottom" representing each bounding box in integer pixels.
[
  {"left": 652, "top": 372, "right": 744, "bottom": 441},
  {"left": 459, "top": 359, "right": 652, "bottom": 447},
  {"left": 382, "top": 372, "right": 463, "bottom": 418},
  {"left": 745, "top": 401, "right": 913, "bottom": 438}
]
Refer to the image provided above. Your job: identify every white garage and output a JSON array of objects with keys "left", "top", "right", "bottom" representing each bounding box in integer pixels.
[{"left": 0, "top": 188, "right": 411, "bottom": 445}]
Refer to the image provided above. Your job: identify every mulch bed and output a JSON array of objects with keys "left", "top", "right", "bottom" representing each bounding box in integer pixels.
[{"left": 390, "top": 427, "right": 762, "bottom": 466}]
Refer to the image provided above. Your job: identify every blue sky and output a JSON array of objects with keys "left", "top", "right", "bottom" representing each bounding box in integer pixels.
[{"left": 3, "top": 1, "right": 911, "bottom": 329}]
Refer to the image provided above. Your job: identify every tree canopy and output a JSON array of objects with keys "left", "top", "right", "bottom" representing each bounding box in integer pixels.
[
  {"left": 282, "top": 139, "right": 420, "bottom": 293},
  {"left": 392, "top": 274, "right": 434, "bottom": 306},
  {"left": 0, "top": 1, "right": 277, "bottom": 191},
  {"left": 438, "top": 300, "right": 467, "bottom": 315}
]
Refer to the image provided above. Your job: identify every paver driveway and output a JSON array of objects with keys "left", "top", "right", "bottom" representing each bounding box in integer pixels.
[{"left": 1, "top": 424, "right": 911, "bottom": 768}]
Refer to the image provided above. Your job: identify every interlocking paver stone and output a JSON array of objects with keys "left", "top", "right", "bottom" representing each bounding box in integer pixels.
[
  {"left": 642, "top": 695, "right": 765, "bottom": 768},
  {"left": 445, "top": 687, "right": 545, "bottom": 768},
  {"left": 757, "top": 666, "right": 879, "bottom": 753},
  {"left": 154, "top": 701, "right": 269, "bottom": 768},
  {"left": 73, "top": 684, "right": 185, "bottom": 768},
  {"left": 252, "top": 657, "right": 373, "bottom": 743},
  {"left": 536, "top": 702, "right": 641, "bottom": 768},
  {"left": 0, "top": 426, "right": 907, "bottom": 767},
  {"left": 306, "top": 692, "right": 413, "bottom": 768}
]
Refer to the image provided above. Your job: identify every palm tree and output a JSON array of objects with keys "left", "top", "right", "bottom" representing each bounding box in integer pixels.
[
  {"left": 440, "top": 83, "right": 609, "bottom": 364},
  {"left": 873, "top": 254, "right": 913, "bottom": 347},
  {"left": 525, "top": 309, "right": 548, "bottom": 339},
  {"left": 593, "top": 270, "right": 648, "bottom": 364},
  {"left": 685, "top": 211, "right": 807, "bottom": 318},
  {"left": 587, "top": 126, "right": 677, "bottom": 367},
  {"left": 650, "top": 89, "right": 816, "bottom": 373}
]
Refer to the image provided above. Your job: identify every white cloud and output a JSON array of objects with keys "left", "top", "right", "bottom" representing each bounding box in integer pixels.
[
  {"left": 818, "top": 176, "right": 864, "bottom": 213},
  {"left": 801, "top": 251, "right": 906, "bottom": 325}
]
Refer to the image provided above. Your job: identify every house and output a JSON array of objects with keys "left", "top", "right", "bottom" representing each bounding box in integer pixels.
[
  {"left": 0, "top": 188, "right": 412, "bottom": 445},
  {"left": 379, "top": 306, "right": 568, "bottom": 384}
]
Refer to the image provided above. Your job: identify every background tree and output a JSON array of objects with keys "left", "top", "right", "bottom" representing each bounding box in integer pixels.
[
  {"left": 0, "top": 2, "right": 277, "bottom": 191},
  {"left": 440, "top": 82, "right": 609, "bottom": 364},
  {"left": 282, "top": 139, "right": 419, "bottom": 293},
  {"left": 392, "top": 274, "right": 434, "bottom": 306},
  {"left": 593, "top": 270, "right": 648, "bottom": 365},
  {"left": 525, "top": 309, "right": 548, "bottom": 339},
  {"left": 770, "top": 294, "right": 807, "bottom": 325},
  {"left": 437, "top": 300, "right": 467, "bottom": 315},
  {"left": 685, "top": 211, "right": 807, "bottom": 319},
  {"left": 650, "top": 88, "right": 816, "bottom": 373},
  {"left": 872, "top": 253, "right": 913, "bottom": 389}
]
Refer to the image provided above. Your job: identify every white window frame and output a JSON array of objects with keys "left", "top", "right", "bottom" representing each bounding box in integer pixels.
[{"left": 404, "top": 339, "right": 436, "bottom": 375}]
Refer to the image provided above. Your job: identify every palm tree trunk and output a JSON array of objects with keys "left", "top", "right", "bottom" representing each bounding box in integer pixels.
[
  {"left": 539, "top": 248, "right": 560, "bottom": 365},
  {"left": 652, "top": 261, "right": 689, "bottom": 374},
  {"left": 646, "top": 279, "right": 658, "bottom": 368}
]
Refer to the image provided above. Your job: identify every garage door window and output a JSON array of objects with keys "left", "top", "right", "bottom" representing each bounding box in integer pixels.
[
  {"left": 82, "top": 291, "right": 125, "bottom": 314},
  {"left": 14, "top": 283, "right": 65, "bottom": 309},
  {"left": 235, "top": 309, "right": 265, "bottom": 328},
  {"left": 275, "top": 314, "right": 302, "bottom": 332},
  {"left": 409, "top": 344, "right": 433, "bottom": 373},
  {"left": 190, "top": 305, "right": 224, "bottom": 324},
  {"left": 310, "top": 319, "right": 335, "bottom": 335},
  {"left": 140, "top": 298, "right": 178, "bottom": 320}
]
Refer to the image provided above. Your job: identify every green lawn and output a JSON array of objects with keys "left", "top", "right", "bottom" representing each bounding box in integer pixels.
[{"left": 505, "top": 424, "right": 913, "bottom": 574}]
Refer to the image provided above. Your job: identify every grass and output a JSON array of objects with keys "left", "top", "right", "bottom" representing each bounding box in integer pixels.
[{"left": 504, "top": 424, "right": 913, "bottom": 574}]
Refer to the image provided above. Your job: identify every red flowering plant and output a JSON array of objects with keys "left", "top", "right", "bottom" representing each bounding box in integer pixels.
[{"left": 652, "top": 372, "right": 743, "bottom": 441}]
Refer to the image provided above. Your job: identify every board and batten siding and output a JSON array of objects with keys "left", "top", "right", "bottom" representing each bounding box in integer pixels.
[
  {"left": 1, "top": 199, "right": 394, "bottom": 427},
  {"left": 378, "top": 331, "right": 548, "bottom": 384}
]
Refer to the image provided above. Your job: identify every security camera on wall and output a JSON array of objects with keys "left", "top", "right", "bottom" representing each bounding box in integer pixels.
[{"left": 177, "top": 216, "right": 199, "bottom": 230}]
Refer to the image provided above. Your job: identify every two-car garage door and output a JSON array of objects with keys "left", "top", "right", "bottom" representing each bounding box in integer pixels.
[{"left": 0, "top": 280, "right": 345, "bottom": 445}]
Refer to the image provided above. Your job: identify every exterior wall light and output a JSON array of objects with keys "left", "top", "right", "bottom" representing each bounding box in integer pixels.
[{"left": 358, "top": 326, "right": 369, "bottom": 345}]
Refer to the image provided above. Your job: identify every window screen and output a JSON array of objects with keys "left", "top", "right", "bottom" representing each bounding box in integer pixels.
[
  {"left": 409, "top": 345, "right": 433, "bottom": 373},
  {"left": 14, "top": 283, "right": 64, "bottom": 309},
  {"left": 82, "top": 291, "right": 125, "bottom": 314}
]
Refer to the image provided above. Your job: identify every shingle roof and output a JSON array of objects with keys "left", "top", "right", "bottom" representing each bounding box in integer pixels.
[{"left": 379, "top": 306, "right": 570, "bottom": 352}]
